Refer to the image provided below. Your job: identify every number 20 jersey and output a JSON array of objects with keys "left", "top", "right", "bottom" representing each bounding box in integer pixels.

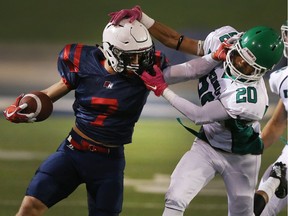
[{"left": 200, "top": 26, "right": 269, "bottom": 154}]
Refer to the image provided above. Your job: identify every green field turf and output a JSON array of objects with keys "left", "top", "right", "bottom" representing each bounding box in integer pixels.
[{"left": 0, "top": 116, "right": 286, "bottom": 215}]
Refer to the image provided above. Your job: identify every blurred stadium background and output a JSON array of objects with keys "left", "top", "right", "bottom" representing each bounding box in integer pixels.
[{"left": 0, "top": 0, "right": 287, "bottom": 215}]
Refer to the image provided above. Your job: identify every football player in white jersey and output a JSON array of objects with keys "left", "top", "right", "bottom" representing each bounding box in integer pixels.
[
  {"left": 253, "top": 21, "right": 288, "bottom": 216},
  {"left": 109, "top": 6, "right": 284, "bottom": 216},
  {"left": 144, "top": 25, "right": 283, "bottom": 216}
]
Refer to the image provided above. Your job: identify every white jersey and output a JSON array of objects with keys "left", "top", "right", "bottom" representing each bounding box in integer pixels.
[
  {"left": 269, "top": 66, "right": 288, "bottom": 111},
  {"left": 164, "top": 26, "right": 268, "bottom": 155},
  {"left": 162, "top": 26, "right": 264, "bottom": 216},
  {"left": 256, "top": 63, "right": 288, "bottom": 216},
  {"left": 268, "top": 66, "right": 288, "bottom": 165},
  {"left": 201, "top": 69, "right": 268, "bottom": 154},
  {"left": 201, "top": 26, "right": 268, "bottom": 154}
]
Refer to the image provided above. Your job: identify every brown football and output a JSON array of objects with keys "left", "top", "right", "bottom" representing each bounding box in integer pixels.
[{"left": 19, "top": 91, "right": 53, "bottom": 122}]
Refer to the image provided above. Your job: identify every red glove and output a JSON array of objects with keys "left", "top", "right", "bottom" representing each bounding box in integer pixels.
[
  {"left": 212, "top": 41, "right": 233, "bottom": 61},
  {"left": 3, "top": 94, "right": 36, "bottom": 123},
  {"left": 141, "top": 65, "right": 168, "bottom": 97},
  {"left": 109, "top": 5, "right": 142, "bottom": 25}
]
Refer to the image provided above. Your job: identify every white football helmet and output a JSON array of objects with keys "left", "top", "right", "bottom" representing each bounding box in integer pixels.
[{"left": 102, "top": 19, "right": 154, "bottom": 75}]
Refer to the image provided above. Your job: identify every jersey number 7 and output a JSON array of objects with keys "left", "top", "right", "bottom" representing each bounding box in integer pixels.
[{"left": 90, "top": 97, "right": 118, "bottom": 126}]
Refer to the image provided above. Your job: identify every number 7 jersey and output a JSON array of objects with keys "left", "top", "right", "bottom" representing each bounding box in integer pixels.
[{"left": 57, "top": 44, "right": 154, "bottom": 146}]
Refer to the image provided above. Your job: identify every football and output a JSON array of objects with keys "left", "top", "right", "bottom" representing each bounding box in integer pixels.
[{"left": 19, "top": 91, "right": 53, "bottom": 122}]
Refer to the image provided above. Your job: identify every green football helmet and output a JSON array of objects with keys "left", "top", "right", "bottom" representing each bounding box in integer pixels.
[
  {"left": 225, "top": 26, "right": 284, "bottom": 83},
  {"left": 281, "top": 20, "right": 288, "bottom": 58}
]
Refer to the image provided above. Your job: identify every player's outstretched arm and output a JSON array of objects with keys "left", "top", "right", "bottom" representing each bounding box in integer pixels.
[
  {"left": 140, "top": 65, "right": 229, "bottom": 125},
  {"left": 109, "top": 5, "right": 204, "bottom": 56},
  {"left": 163, "top": 41, "right": 229, "bottom": 85},
  {"left": 149, "top": 21, "right": 204, "bottom": 56}
]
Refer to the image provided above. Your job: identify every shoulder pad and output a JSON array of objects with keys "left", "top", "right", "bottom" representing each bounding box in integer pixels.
[{"left": 203, "top": 26, "right": 238, "bottom": 54}]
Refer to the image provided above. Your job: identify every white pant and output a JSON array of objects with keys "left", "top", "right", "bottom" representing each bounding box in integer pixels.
[{"left": 164, "top": 138, "right": 261, "bottom": 216}]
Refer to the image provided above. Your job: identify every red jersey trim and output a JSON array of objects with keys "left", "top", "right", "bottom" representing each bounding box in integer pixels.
[
  {"left": 73, "top": 44, "right": 83, "bottom": 72},
  {"left": 63, "top": 44, "right": 83, "bottom": 72},
  {"left": 61, "top": 77, "right": 73, "bottom": 90}
]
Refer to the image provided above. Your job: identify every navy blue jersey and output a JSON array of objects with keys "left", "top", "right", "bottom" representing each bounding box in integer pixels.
[{"left": 58, "top": 44, "right": 168, "bottom": 145}]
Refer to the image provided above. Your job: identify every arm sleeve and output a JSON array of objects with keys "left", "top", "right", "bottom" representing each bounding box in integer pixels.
[
  {"left": 162, "top": 88, "right": 230, "bottom": 124},
  {"left": 163, "top": 54, "right": 220, "bottom": 85}
]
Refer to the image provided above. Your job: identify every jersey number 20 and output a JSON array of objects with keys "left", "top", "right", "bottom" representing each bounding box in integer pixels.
[{"left": 236, "top": 87, "right": 257, "bottom": 103}]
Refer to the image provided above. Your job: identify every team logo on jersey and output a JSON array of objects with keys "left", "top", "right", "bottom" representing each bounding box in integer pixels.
[
  {"left": 66, "top": 135, "right": 75, "bottom": 150},
  {"left": 103, "top": 81, "right": 114, "bottom": 89}
]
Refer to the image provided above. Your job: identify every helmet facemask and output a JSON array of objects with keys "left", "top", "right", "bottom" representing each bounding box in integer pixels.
[
  {"left": 108, "top": 43, "right": 155, "bottom": 75},
  {"left": 224, "top": 42, "right": 267, "bottom": 84}
]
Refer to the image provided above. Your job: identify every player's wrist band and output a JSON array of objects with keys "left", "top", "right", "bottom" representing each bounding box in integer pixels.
[
  {"left": 176, "top": 35, "right": 184, "bottom": 50},
  {"left": 140, "top": 12, "right": 155, "bottom": 29}
]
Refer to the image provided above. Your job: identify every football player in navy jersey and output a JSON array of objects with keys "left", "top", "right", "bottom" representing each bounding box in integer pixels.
[
  {"left": 3, "top": 19, "right": 165, "bottom": 216},
  {"left": 3, "top": 18, "right": 225, "bottom": 215}
]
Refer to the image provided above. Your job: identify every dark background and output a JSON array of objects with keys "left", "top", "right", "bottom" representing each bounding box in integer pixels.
[{"left": 0, "top": 0, "right": 286, "bottom": 43}]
